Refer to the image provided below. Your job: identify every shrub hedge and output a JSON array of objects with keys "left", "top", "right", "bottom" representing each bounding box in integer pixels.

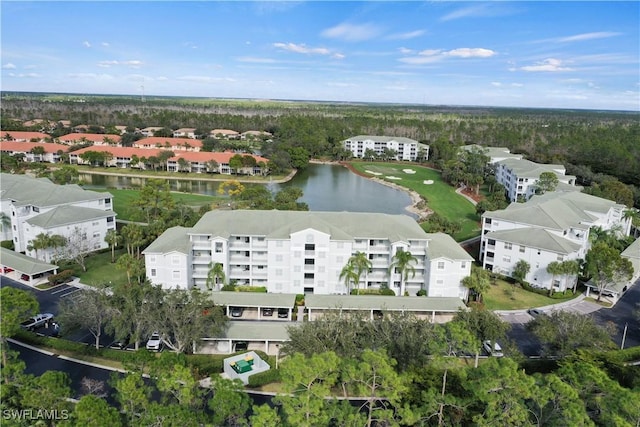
[
  {"left": 48, "top": 269, "right": 75, "bottom": 285},
  {"left": 247, "top": 368, "right": 281, "bottom": 388}
]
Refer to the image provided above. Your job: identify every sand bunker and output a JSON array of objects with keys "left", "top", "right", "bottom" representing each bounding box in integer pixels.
[
  {"left": 423, "top": 180, "right": 434, "bottom": 185},
  {"left": 403, "top": 169, "right": 416, "bottom": 174},
  {"left": 387, "top": 176, "right": 402, "bottom": 180},
  {"left": 365, "top": 170, "right": 382, "bottom": 176}
]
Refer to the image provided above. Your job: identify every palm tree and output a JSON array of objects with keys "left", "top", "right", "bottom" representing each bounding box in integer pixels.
[
  {"left": 389, "top": 248, "right": 417, "bottom": 296},
  {"left": 27, "top": 233, "right": 51, "bottom": 260},
  {"left": 546, "top": 261, "right": 564, "bottom": 295},
  {"left": 206, "top": 262, "right": 226, "bottom": 291},
  {"left": 341, "top": 252, "right": 372, "bottom": 295},
  {"left": 0, "top": 212, "right": 11, "bottom": 235},
  {"left": 48, "top": 234, "right": 67, "bottom": 261},
  {"left": 339, "top": 262, "right": 360, "bottom": 295},
  {"left": 104, "top": 230, "right": 122, "bottom": 263}
]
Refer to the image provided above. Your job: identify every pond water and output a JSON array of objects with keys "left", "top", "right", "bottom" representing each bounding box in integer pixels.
[{"left": 79, "top": 163, "right": 414, "bottom": 216}]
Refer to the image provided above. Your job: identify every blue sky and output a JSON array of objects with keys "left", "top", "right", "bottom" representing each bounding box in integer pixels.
[{"left": 2, "top": 1, "right": 639, "bottom": 111}]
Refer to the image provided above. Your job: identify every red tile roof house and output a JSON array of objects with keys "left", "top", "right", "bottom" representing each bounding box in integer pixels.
[
  {"left": 70, "top": 146, "right": 165, "bottom": 169},
  {"left": 57, "top": 133, "right": 122, "bottom": 146},
  {"left": 0, "top": 141, "right": 68, "bottom": 163},
  {"left": 168, "top": 151, "right": 269, "bottom": 175},
  {"left": 0, "top": 131, "right": 50, "bottom": 142},
  {"left": 134, "top": 137, "right": 202, "bottom": 152}
]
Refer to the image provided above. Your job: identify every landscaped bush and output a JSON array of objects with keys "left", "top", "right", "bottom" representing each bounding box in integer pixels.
[
  {"left": 247, "top": 368, "right": 281, "bottom": 388},
  {"left": 48, "top": 269, "right": 75, "bottom": 285},
  {"left": 1, "top": 240, "right": 15, "bottom": 250},
  {"left": 187, "top": 354, "right": 225, "bottom": 377},
  {"left": 416, "top": 289, "right": 427, "bottom": 296},
  {"left": 235, "top": 286, "right": 267, "bottom": 293},
  {"left": 295, "top": 294, "right": 305, "bottom": 306},
  {"left": 520, "top": 281, "right": 575, "bottom": 299},
  {"left": 221, "top": 284, "right": 237, "bottom": 291},
  {"left": 349, "top": 288, "right": 396, "bottom": 296}
]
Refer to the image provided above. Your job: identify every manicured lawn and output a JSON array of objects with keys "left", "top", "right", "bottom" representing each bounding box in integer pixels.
[
  {"left": 349, "top": 162, "right": 481, "bottom": 241},
  {"left": 95, "top": 188, "right": 224, "bottom": 221},
  {"left": 482, "top": 278, "right": 579, "bottom": 310},
  {"left": 59, "top": 249, "right": 129, "bottom": 287}
]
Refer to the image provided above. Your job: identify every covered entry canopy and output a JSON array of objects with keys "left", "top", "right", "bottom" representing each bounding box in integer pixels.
[
  {"left": 0, "top": 247, "right": 58, "bottom": 282},
  {"left": 200, "top": 320, "right": 294, "bottom": 355}
]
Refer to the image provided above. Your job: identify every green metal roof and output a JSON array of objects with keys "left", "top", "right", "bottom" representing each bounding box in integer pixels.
[
  {"left": 460, "top": 145, "right": 522, "bottom": 161},
  {"left": 142, "top": 226, "right": 192, "bottom": 255},
  {"left": 426, "top": 232, "right": 474, "bottom": 261},
  {"left": 0, "top": 247, "right": 58, "bottom": 275},
  {"left": 485, "top": 191, "right": 620, "bottom": 231},
  {"left": 26, "top": 206, "right": 116, "bottom": 228},
  {"left": 496, "top": 158, "right": 571, "bottom": 179},
  {"left": 1, "top": 173, "right": 111, "bottom": 208},
  {"left": 622, "top": 237, "right": 640, "bottom": 279},
  {"left": 190, "top": 210, "right": 428, "bottom": 243},
  {"left": 344, "top": 135, "right": 419, "bottom": 144},
  {"left": 208, "top": 320, "right": 294, "bottom": 341},
  {"left": 485, "top": 228, "right": 581, "bottom": 254},
  {"left": 304, "top": 294, "right": 466, "bottom": 312},
  {"left": 209, "top": 292, "right": 298, "bottom": 308}
]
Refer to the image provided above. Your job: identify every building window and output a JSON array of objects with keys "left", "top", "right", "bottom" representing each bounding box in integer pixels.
[
  {"left": 149, "top": 255, "right": 156, "bottom": 264},
  {"left": 172, "top": 270, "right": 180, "bottom": 280},
  {"left": 304, "top": 273, "right": 314, "bottom": 279},
  {"left": 294, "top": 266, "right": 301, "bottom": 272},
  {"left": 504, "top": 243, "right": 512, "bottom": 250},
  {"left": 172, "top": 256, "right": 180, "bottom": 265},
  {"left": 487, "top": 239, "right": 496, "bottom": 246},
  {"left": 151, "top": 269, "right": 157, "bottom": 277},
  {"left": 304, "top": 258, "right": 315, "bottom": 265},
  {"left": 93, "top": 232, "right": 100, "bottom": 238},
  {"left": 215, "top": 242, "right": 223, "bottom": 253},
  {"left": 484, "top": 218, "right": 492, "bottom": 225},
  {"left": 557, "top": 255, "right": 564, "bottom": 261},
  {"left": 305, "top": 243, "right": 315, "bottom": 251},
  {"left": 32, "top": 207, "right": 40, "bottom": 213},
  {"left": 276, "top": 254, "right": 283, "bottom": 262},
  {"left": 461, "top": 262, "right": 467, "bottom": 269},
  {"left": 503, "top": 255, "right": 511, "bottom": 262},
  {"left": 519, "top": 246, "right": 525, "bottom": 253},
  {"left": 437, "top": 261, "right": 445, "bottom": 270},
  {"left": 276, "top": 241, "right": 283, "bottom": 248},
  {"left": 436, "top": 279, "right": 444, "bottom": 285}
]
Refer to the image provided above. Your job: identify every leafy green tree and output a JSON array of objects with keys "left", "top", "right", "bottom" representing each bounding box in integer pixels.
[
  {"left": 107, "top": 280, "right": 160, "bottom": 350},
  {"left": 276, "top": 351, "right": 340, "bottom": 427},
  {"left": 274, "top": 186, "right": 308, "bottom": 210},
  {"left": 463, "top": 264, "right": 491, "bottom": 303},
  {"left": 342, "top": 349, "right": 407, "bottom": 426},
  {"left": 527, "top": 311, "right": 616, "bottom": 357},
  {"left": 121, "top": 223, "right": 146, "bottom": 257},
  {"left": 155, "top": 361, "right": 203, "bottom": 409},
  {"left": 20, "top": 371, "right": 73, "bottom": 414},
  {"left": 585, "top": 241, "right": 633, "bottom": 301},
  {"left": 0, "top": 288, "right": 39, "bottom": 366},
  {"left": 134, "top": 179, "right": 175, "bottom": 223},
  {"left": 112, "top": 373, "right": 152, "bottom": 425},
  {"left": 207, "top": 377, "right": 251, "bottom": 426},
  {"left": 58, "top": 284, "right": 116, "bottom": 349},
  {"left": 115, "top": 253, "right": 144, "bottom": 285},
  {"left": 51, "top": 165, "right": 79, "bottom": 185},
  {"left": 229, "top": 154, "right": 244, "bottom": 174},
  {"left": 389, "top": 248, "right": 417, "bottom": 296},
  {"left": 72, "top": 394, "right": 123, "bottom": 427},
  {"left": 526, "top": 373, "right": 593, "bottom": 427},
  {"left": 250, "top": 404, "right": 282, "bottom": 426},
  {"left": 536, "top": 171, "right": 559, "bottom": 194},
  {"left": 206, "top": 262, "right": 226, "bottom": 291},
  {"left": 452, "top": 307, "right": 510, "bottom": 358},
  {"left": 512, "top": 259, "right": 530, "bottom": 285}
]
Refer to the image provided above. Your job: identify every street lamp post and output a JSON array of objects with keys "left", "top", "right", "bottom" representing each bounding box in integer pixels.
[{"left": 275, "top": 344, "right": 280, "bottom": 370}]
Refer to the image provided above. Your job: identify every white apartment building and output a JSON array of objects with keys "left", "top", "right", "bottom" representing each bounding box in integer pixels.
[
  {"left": 480, "top": 191, "right": 630, "bottom": 292},
  {"left": 0, "top": 174, "right": 116, "bottom": 259},
  {"left": 343, "top": 135, "right": 429, "bottom": 161},
  {"left": 144, "top": 210, "right": 471, "bottom": 299},
  {"left": 459, "top": 145, "right": 523, "bottom": 164},
  {"left": 495, "top": 158, "right": 578, "bottom": 202}
]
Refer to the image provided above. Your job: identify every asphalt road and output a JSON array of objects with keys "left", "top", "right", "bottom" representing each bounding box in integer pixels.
[{"left": 592, "top": 278, "right": 640, "bottom": 349}]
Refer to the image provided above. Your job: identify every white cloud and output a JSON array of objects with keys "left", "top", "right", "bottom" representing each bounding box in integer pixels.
[
  {"left": 386, "top": 30, "right": 425, "bottom": 40},
  {"left": 399, "top": 48, "right": 496, "bottom": 64},
  {"left": 83, "top": 41, "right": 91, "bottom": 48},
  {"left": 398, "top": 47, "right": 414, "bottom": 55},
  {"left": 327, "top": 82, "right": 356, "bottom": 87},
  {"left": 321, "top": 22, "right": 381, "bottom": 42},
  {"left": 446, "top": 48, "right": 496, "bottom": 58},
  {"left": 101, "top": 42, "right": 110, "bottom": 47},
  {"left": 557, "top": 32, "right": 621, "bottom": 43},
  {"left": 68, "top": 73, "right": 113, "bottom": 80},
  {"left": 491, "top": 82, "right": 502, "bottom": 87},
  {"left": 273, "top": 42, "right": 332, "bottom": 56},
  {"left": 98, "top": 60, "right": 143, "bottom": 68},
  {"left": 518, "top": 58, "right": 573, "bottom": 72},
  {"left": 7, "top": 72, "right": 40, "bottom": 78},
  {"left": 177, "top": 75, "right": 236, "bottom": 83},
  {"left": 511, "top": 83, "right": 524, "bottom": 87},
  {"left": 2, "top": 63, "right": 16, "bottom": 69}
]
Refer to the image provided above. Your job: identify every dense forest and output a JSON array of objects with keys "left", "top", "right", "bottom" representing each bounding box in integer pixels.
[{"left": 2, "top": 91, "right": 639, "bottom": 204}]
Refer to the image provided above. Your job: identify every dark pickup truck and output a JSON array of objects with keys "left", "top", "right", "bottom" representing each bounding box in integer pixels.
[{"left": 20, "top": 313, "right": 54, "bottom": 331}]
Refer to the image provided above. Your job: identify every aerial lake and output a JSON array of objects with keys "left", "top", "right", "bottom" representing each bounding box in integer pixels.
[{"left": 79, "top": 163, "right": 414, "bottom": 217}]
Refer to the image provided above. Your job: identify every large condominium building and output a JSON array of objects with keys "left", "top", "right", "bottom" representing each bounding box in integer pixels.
[
  {"left": 480, "top": 191, "right": 630, "bottom": 292},
  {"left": 143, "top": 210, "right": 472, "bottom": 299},
  {"left": 343, "top": 135, "right": 429, "bottom": 161},
  {"left": 0, "top": 174, "right": 116, "bottom": 262},
  {"left": 495, "top": 158, "right": 578, "bottom": 202},
  {"left": 459, "top": 145, "right": 523, "bottom": 164}
]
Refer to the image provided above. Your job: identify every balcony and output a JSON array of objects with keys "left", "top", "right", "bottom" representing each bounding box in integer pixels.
[{"left": 192, "top": 256, "right": 211, "bottom": 264}]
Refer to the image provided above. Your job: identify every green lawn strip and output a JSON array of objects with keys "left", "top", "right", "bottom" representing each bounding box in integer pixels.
[
  {"left": 58, "top": 249, "right": 129, "bottom": 287},
  {"left": 349, "top": 162, "right": 481, "bottom": 241},
  {"left": 74, "top": 165, "right": 288, "bottom": 182},
  {"left": 483, "top": 279, "right": 579, "bottom": 310},
  {"left": 93, "top": 188, "right": 223, "bottom": 221}
]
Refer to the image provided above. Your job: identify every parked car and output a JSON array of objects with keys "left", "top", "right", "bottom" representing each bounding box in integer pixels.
[
  {"left": 20, "top": 313, "right": 54, "bottom": 331},
  {"left": 262, "top": 307, "right": 273, "bottom": 316},
  {"left": 483, "top": 340, "right": 504, "bottom": 357},
  {"left": 277, "top": 308, "right": 289, "bottom": 319},
  {"left": 146, "top": 332, "right": 162, "bottom": 351},
  {"left": 230, "top": 307, "right": 244, "bottom": 318},
  {"left": 21, "top": 274, "right": 30, "bottom": 281},
  {"left": 527, "top": 308, "right": 545, "bottom": 318}
]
